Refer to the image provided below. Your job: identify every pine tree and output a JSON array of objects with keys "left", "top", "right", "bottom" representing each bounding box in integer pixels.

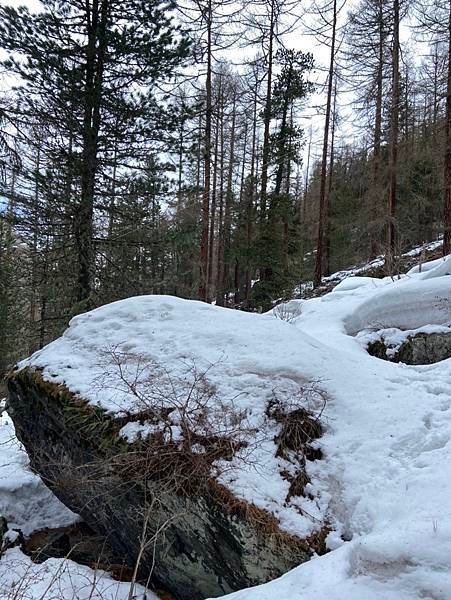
[{"left": 0, "top": 0, "right": 189, "bottom": 308}]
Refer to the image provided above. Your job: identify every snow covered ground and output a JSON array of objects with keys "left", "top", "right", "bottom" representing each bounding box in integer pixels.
[
  {"left": 0, "top": 547, "right": 154, "bottom": 600},
  {"left": 0, "top": 408, "right": 76, "bottom": 535},
  {"left": 4, "top": 250, "right": 451, "bottom": 599},
  {"left": 218, "top": 255, "right": 451, "bottom": 599}
]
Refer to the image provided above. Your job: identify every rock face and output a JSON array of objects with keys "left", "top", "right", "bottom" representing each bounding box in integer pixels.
[
  {"left": 368, "top": 332, "right": 451, "bottom": 365},
  {"left": 7, "top": 368, "right": 318, "bottom": 600}
]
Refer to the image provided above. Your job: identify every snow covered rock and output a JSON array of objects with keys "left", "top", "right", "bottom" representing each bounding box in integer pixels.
[
  {"left": 6, "top": 296, "right": 328, "bottom": 600},
  {"left": 344, "top": 278, "right": 451, "bottom": 334},
  {"left": 364, "top": 326, "right": 451, "bottom": 364}
]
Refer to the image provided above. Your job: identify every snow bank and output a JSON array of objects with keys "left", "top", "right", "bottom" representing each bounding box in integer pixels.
[
  {"left": 0, "top": 547, "right": 153, "bottom": 600},
  {"left": 345, "top": 278, "right": 451, "bottom": 335},
  {"left": 214, "top": 255, "right": 451, "bottom": 599},
  {"left": 0, "top": 410, "right": 77, "bottom": 535}
]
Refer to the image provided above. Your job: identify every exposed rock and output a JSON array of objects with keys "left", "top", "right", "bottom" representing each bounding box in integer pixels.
[
  {"left": 6, "top": 368, "right": 322, "bottom": 600},
  {"left": 0, "top": 516, "right": 23, "bottom": 555},
  {"left": 368, "top": 332, "right": 451, "bottom": 365},
  {"left": 24, "top": 521, "right": 118, "bottom": 567}
]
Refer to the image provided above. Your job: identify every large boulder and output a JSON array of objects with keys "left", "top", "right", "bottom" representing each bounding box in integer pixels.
[{"left": 6, "top": 296, "right": 327, "bottom": 599}]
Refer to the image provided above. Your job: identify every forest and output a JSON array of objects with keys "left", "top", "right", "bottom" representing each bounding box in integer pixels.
[
  {"left": 1, "top": 2, "right": 451, "bottom": 600},
  {"left": 0, "top": 0, "right": 449, "bottom": 371}
]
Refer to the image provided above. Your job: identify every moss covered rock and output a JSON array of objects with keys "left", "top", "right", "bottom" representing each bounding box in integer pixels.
[
  {"left": 6, "top": 368, "right": 318, "bottom": 600},
  {"left": 368, "top": 332, "right": 451, "bottom": 365}
]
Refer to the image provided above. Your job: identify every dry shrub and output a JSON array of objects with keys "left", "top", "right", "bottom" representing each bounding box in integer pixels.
[{"left": 273, "top": 302, "right": 303, "bottom": 323}]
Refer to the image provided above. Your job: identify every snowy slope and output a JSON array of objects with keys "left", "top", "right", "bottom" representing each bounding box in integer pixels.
[
  {"left": 218, "top": 256, "right": 451, "bottom": 599},
  {"left": 12, "top": 251, "right": 451, "bottom": 600}
]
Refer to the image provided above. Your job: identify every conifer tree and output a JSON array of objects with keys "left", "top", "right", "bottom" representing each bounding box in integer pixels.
[{"left": 0, "top": 0, "right": 189, "bottom": 308}]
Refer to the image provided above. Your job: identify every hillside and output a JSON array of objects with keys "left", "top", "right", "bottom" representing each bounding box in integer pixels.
[{"left": 0, "top": 250, "right": 450, "bottom": 598}]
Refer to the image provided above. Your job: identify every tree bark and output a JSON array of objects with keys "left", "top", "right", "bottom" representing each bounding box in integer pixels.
[
  {"left": 259, "top": 0, "right": 275, "bottom": 218},
  {"left": 75, "top": 0, "right": 109, "bottom": 306},
  {"left": 198, "top": 0, "right": 213, "bottom": 301},
  {"left": 443, "top": 0, "right": 451, "bottom": 256},
  {"left": 314, "top": 0, "right": 337, "bottom": 288},
  {"left": 386, "top": 0, "right": 400, "bottom": 272}
]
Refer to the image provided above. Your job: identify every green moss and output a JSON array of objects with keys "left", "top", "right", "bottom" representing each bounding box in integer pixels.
[{"left": 8, "top": 368, "right": 126, "bottom": 454}]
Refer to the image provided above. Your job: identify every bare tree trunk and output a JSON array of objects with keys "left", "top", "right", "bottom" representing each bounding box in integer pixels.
[
  {"left": 299, "top": 126, "right": 312, "bottom": 283},
  {"left": 216, "top": 96, "right": 226, "bottom": 306},
  {"left": 314, "top": 0, "right": 337, "bottom": 288},
  {"left": 199, "top": 0, "right": 213, "bottom": 301},
  {"left": 324, "top": 75, "right": 338, "bottom": 277},
  {"left": 443, "top": 0, "right": 451, "bottom": 256},
  {"left": 370, "top": 0, "right": 384, "bottom": 256},
  {"left": 245, "top": 81, "right": 259, "bottom": 305},
  {"left": 235, "top": 121, "right": 248, "bottom": 305},
  {"left": 208, "top": 88, "right": 221, "bottom": 295},
  {"left": 386, "top": 0, "right": 400, "bottom": 272},
  {"left": 221, "top": 92, "right": 237, "bottom": 305},
  {"left": 29, "top": 143, "right": 41, "bottom": 354},
  {"left": 260, "top": 0, "right": 275, "bottom": 218}
]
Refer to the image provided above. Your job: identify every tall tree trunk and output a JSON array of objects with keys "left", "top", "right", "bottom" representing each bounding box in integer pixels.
[
  {"left": 208, "top": 78, "right": 222, "bottom": 294},
  {"left": 198, "top": 0, "right": 213, "bottom": 301},
  {"left": 260, "top": 0, "right": 275, "bottom": 218},
  {"left": 215, "top": 96, "right": 226, "bottom": 306},
  {"left": 29, "top": 143, "right": 41, "bottom": 354},
  {"left": 75, "top": 0, "right": 109, "bottom": 306},
  {"left": 314, "top": 0, "right": 337, "bottom": 288},
  {"left": 370, "top": 0, "right": 384, "bottom": 256},
  {"left": 386, "top": 0, "right": 400, "bottom": 272},
  {"left": 245, "top": 80, "right": 259, "bottom": 305},
  {"left": 235, "top": 121, "right": 248, "bottom": 305},
  {"left": 221, "top": 92, "right": 237, "bottom": 305},
  {"left": 324, "top": 75, "right": 338, "bottom": 277},
  {"left": 443, "top": 0, "right": 451, "bottom": 256}
]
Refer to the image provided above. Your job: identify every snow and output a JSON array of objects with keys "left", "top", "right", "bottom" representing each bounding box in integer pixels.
[
  {"left": 215, "top": 255, "right": 451, "bottom": 599},
  {"left": 0, "top": 547, "right": 154, "bottom": 600},
  {"left": 404, "top": 237, "right": 443, "bottom": 257},
  {"left": 0, "top": 408, "right": 77, "bottom": 535},
  {"left": 7, "top": 250, "right": 451, "bottom": 600},
  {"left": 344, "top": 278, "right": 451, "bottom": 334},
  {"left": 19, "top": 296, "right": 329, "bottom": 539},
  {"left": 320, "top": 237, "right": 444, "bottom": 286}
]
